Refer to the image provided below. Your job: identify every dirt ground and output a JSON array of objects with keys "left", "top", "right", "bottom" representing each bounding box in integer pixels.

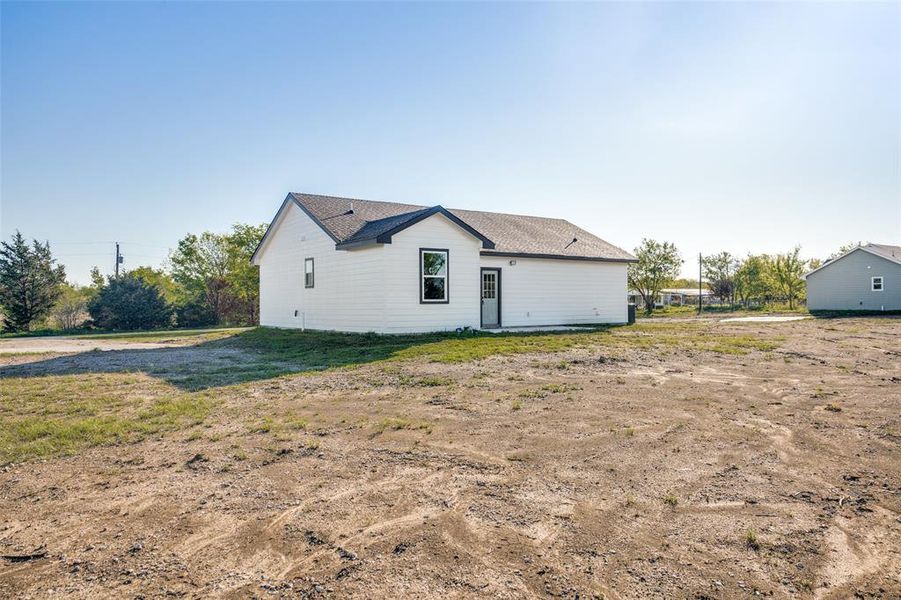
[{"left": 1, "top": 318, "right": 899, "bottom": 599}]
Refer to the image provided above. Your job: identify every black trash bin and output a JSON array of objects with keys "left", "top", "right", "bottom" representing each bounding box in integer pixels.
[{"left": 627, "top": 303, "right": 636, "bottom": 324}]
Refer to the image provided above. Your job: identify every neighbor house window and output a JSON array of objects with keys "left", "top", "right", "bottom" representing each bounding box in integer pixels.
[
  {"left": 872, "top": 276, "right": 883, "bottom": 291},
  {"left": 305, "top": 258, "right": 314, "bottom": 288},
  {"left": 420, "top": 249, "right": 448, "bottom": 303}
]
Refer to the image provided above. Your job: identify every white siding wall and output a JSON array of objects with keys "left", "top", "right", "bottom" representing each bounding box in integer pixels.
[
  {"left": 381, "top": 213, "right": 482, "bottom": 333},
  {"left": 806, "top": 250, "right": 901, "bottom": 311},
  {"left": 257, "top": 202, "right": 386, "bottom": 331},
  {"left": 258, "top": 203, "right": 629, "bottom": 332},
  {"left": 479, "top": 256, "right": 629, "bottom": 326}
]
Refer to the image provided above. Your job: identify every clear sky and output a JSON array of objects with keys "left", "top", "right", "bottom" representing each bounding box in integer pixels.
[{"left": 2, "top": 1, "right": 899, "bottom": 284}]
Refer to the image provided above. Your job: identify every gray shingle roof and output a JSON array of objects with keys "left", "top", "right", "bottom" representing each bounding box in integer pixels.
[
  {"left": 290, "top": 193, "right": 635, "bottom": 262},
  {"left": 865, "top": 243, "right": 901, "bottom": 263}
]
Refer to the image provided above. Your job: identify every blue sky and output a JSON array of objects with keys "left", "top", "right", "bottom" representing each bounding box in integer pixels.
[{"left": 2, "top": 1, "right": 899, "bottom": 283}]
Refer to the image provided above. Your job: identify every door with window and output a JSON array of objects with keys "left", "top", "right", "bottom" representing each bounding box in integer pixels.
[{"left": 481, "top": 268, "right": 500, "bottom": 328}]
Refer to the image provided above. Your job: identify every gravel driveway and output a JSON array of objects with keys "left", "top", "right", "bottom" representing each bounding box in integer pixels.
[{"left": 0, "top": 337, "right": 179, "bottom": 354}]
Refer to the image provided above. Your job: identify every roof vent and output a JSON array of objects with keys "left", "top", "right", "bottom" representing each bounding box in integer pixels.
[{"left": 563, "top": 237, "right": 578, "bottom": 250}]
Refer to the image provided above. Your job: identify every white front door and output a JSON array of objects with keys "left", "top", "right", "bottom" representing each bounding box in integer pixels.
[{"left": 481, "top": 269, "right": 500, "bottom": 328}]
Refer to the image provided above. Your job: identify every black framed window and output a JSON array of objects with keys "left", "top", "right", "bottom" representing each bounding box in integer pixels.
[
  {"left": 305, "top": 257, "right": 314, "bottom": 288},
  {"left": 420, "top": 248, "right": 448, "bottom": 303},
  {"left": 872, "top": 276, "right": 883, "bottom": 291}
]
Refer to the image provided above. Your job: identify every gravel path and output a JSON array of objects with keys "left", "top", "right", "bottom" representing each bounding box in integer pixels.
[{"left": 0, "top": 337, "right": 180, "bottom": 354}]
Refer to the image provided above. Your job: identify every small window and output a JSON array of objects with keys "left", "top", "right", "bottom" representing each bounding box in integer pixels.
[
  {"left": 871, "top": 276, "right": 883, "bottom": 292},
  {"left": 304, "top": 258, "right": 314, "bottom": 288},
  {"left": 420, "top": 249, "right": 448, "bottom": 303}
]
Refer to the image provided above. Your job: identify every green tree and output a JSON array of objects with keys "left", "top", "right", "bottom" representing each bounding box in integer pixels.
[
  {"left": 48, "top": 284, "right": 90, "bottom": 330},
  {"left": 89, "top": 267, "right": 106, "bottom": 295},
  {"left": 0, "top": 231, "right": 66, "bottom": 331},
  {"left": 169, "top": 224, "right": 267, "bottom": 326},
  {"left": 702, "top": 251, "right": 738, "bottom": 305},
  {"left": 88, "top": 273, "right": 173, "bottom": 330},
  {"left": 169, "top": 232, "right": 231, "bottom": 324},
  {"left": 224, "top": 223, "right": 267, "bottom": 325},
  {"left": 128, "top": 266, "right": 179, "bottom": 303},
  {"left": 828, "top": 242, "right": 865, "bottom": 260},
  {"left": 628, "top": 239, "right": 683, "bottom": 314},
  {"left": 771, "top": 247, "right": 806, "bottom": 309},
  {"left": 734, "top": 254, "right": 772, "bottom": 307}
]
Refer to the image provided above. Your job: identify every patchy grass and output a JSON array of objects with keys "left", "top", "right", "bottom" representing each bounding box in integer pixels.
[
  {"left": 372, "top": 418, "right": 433, "bottom": 436},
  {"left": 75, "top": 328, "right": 248, "bottom": 344},
  {"left": 0, "top": 351, "right": 61, "bottom": 358},
  {"left": 745, "top": 528, "right": 761, "bottom": 551},
  {"left": 663, "top": 494, "right": 678, "bottom": 506},
  {"left": 518, "top": 388, "right": 549, "bottom": 400},
  {"left": 398, "top": 375, "right": 455, "bottom": 387},
  {"left": 0, "top": 373, "right": 216, "bottom": 463},
  {"left": 638, "top": 304, "right": 809, "bottom": 319},
  {"left": 220, "top": 323, "right": 780, "bottom": 377},
  {"left": 542, "top": 383, "right": 581, "bottom": 394},
  {"left": 0, "top": 321, "right": 784, "bottom": 461}
]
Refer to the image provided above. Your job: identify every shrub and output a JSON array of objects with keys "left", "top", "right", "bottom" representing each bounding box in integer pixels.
[
  {"left": 175, "top": 299, "right": 218, "bottom": 328},
  {"left": 88, "top": 274, "right": 173, "bottom": 330}
]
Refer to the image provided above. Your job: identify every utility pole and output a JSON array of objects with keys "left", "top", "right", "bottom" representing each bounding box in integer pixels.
[
  {"left": 115, "top": 242, "right": 123, "bottom": 278},
  {"left": 698, "top": 253, "right": 703, "bottom": 314}
]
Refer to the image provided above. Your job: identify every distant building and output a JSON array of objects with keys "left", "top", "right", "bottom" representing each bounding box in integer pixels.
[
  {"left": 629, "top": 288, "right": 713, "bottom": 309},
  {"left": 805, "top": 244, "right": 901, "bottom": 311}
]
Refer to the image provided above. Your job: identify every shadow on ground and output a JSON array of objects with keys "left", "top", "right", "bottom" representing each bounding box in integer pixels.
[{"left": 0, "top": 327, "right": 614, "bottom": 391}]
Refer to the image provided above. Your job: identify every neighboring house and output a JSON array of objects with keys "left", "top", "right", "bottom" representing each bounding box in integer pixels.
[
  {"left": 805, "top": 243, "right": 901, "bottom": 311},
  {"left": 251, "top": 193, "right": 636, "bottom": 333},
  {"left": 629, "top": 288, "right": 713, "bottom": 309}
]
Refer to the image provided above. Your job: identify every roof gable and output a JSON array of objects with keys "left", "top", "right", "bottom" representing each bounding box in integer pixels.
[
  {"left": 335, "top": 205, "right": 495, "bottom": 249},
  {"left": 804, "top": 244, "right": 901, "bottom": 279},
  {"left": 283, "top": 193, "right": 635, "bottom": 262}
]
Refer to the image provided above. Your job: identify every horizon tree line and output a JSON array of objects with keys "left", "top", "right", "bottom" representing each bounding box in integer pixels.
[
  {"left": 0, "top": 230, "right": 868, "bottom": 331},
  {"left": 0, "top": 224, "right": 266, "bottom": 332}
]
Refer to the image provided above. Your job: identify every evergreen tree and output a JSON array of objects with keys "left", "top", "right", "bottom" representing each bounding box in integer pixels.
[
  {"left": 88, "top": 273, "right": 173, "bottom": 330},
  {"left": 0, "top": 231, "right": 66, "bottom": 331}
]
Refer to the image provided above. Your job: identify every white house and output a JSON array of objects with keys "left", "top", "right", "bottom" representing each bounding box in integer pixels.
[
  {"left": 251, "top": 193, "right": 636, "bottom": 333},
  {"left": 805, "top": 243, "right": 901, "bottom": 312}
]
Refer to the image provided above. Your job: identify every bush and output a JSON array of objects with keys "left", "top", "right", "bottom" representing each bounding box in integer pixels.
[
  {"left": 88, "top": 274, "right": 173, "bottom": 330},
  {"left": 175, "top": 299, "right": 218, "bottom": 328},
  {"left": 48, "top": 284, "right": 90, "bottom": 330}
]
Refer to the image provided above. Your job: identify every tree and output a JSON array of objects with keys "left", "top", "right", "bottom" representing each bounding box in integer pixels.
[
  {"left": 169, "top": 232, "right": 231, "bottom": 324},
  {"left": 771, "top": 247, "right": 806, "bottom": 309},
  {"left": 129, "top": 266, "right": 179, "bottom": 303},
  {"left": 670, "top": 277, "right": 700, "bottom": 289},
  {"left": 48, "top": 284, "right": 90, "bottom": 330},
  {"left": 224, "top": 223, "right": 267, "bottom": 325},
  {"left": 0, "top": 231, "right": 66, "bottom": 331},
  {"left": 174, "top": 299, "right": 218, "bottom": 328},
  {"left": 89, "top": 266, "right": 105, "bottom": 290},
  {"left": 702, "top": 251, "right": 738, "bottom": 305},
  {"left": 88, "top": 273, "right": 173, "bottom": 330},
  {"left": 168, "top": 224, "right": 267, "bottom": 326},
  {"left": 828, "top": 242, "right": 865, "bottom": 260},
  {"left": 628, "top": 239, "right": 683, "bottom": 313},
  {"left": 734, "top": 254, "right": 773, "bottom": 307}
]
